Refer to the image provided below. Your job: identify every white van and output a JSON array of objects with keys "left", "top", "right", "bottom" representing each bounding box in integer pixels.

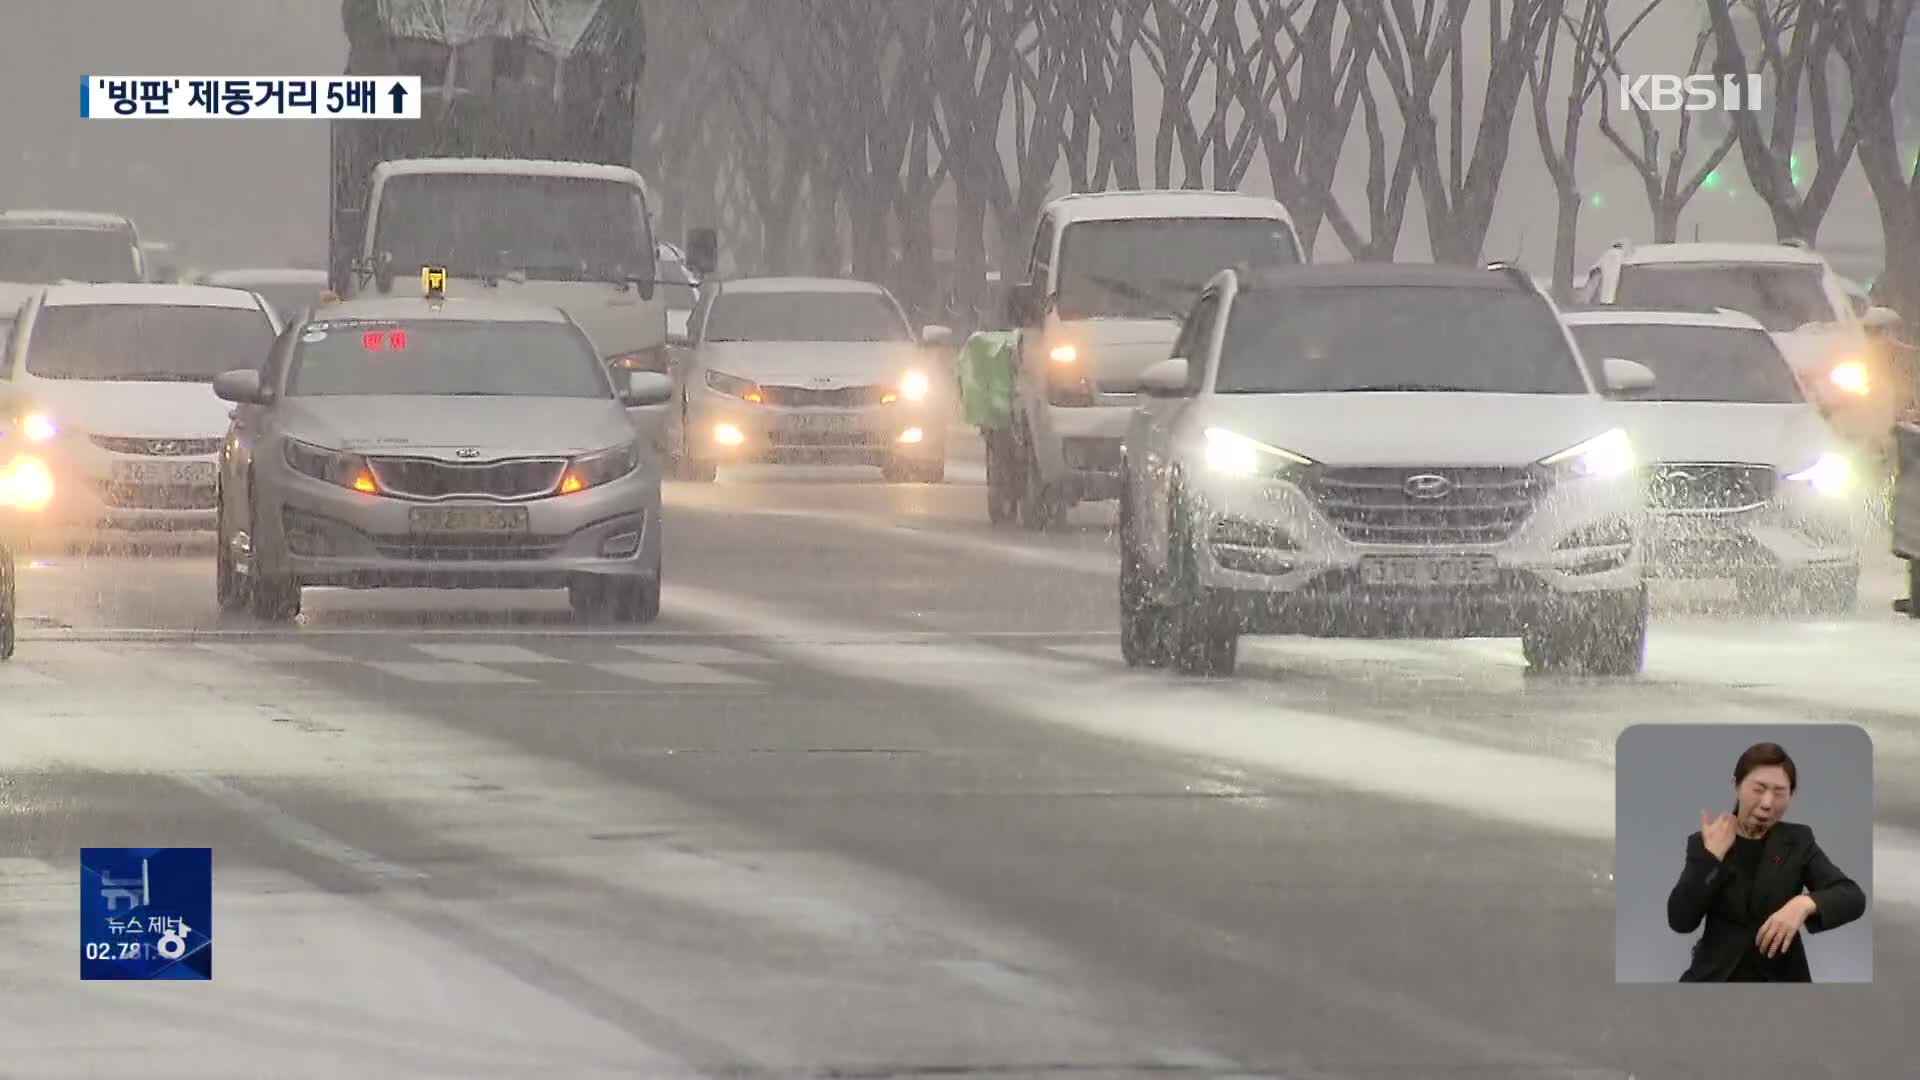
[{"left": 1000, "top": 190, "right": 1303, "bottom": 529}]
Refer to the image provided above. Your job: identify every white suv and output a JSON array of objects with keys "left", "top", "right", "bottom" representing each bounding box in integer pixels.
[
  {"left": 1576, "top": 241, "right": 1903, "bottom": 444},
  {"left": 1000, "top": 190, "right": 1304, "bottom": 529},
  {"left": 1119, "top": 263, "right": 1652, "bottom": 677}
]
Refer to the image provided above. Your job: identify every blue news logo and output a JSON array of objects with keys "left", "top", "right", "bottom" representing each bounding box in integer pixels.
[{"left": 80, "top": 847, "right": 212, "bottom": 980}]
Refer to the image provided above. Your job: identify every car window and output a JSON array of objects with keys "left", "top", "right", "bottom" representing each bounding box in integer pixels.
[
  {"left": 285, "top": 319, "right": 612, "bottom": 398},
  {"left": 24, "top": 304, "right": 275, "bottom": 382},
  {"left": 1055, "top": 217, "right": 1301, "bottom": 321},
  {"left": 703, "top": 291, "right": 911, "bottom": 343},
  {"left": 1570, "top": 323, "right": 1804, "bottom": 404},
  {"left": 656, "top": 259, "right": 698, "bottom": 312},
  {"left": 1613, "top": 263, "right": 1836, "bottom": 331},
  {"left": 1215, "top": 286, "right": 1588, "bottom": 395},
  {"left": 0, "top": 227, "right": 142, "bottom": 283}
]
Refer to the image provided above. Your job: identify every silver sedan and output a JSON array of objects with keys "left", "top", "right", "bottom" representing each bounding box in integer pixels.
[{"left": 211, "top": 296, "right": 673, "bottom": 623}]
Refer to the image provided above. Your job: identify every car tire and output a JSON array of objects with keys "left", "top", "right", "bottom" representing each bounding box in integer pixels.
[
  {"left": 247, "top": 573, "right": 301, "bottom": 622},
  {"left": 569, "top": 575, "right": 658, "bottom": 623},
  {"left": 677, "top": 455, "right": 718, "bottom": 483},
  {"left": 1525, "top": 587, "right": 1646, "bottom": 676},
  {"left": 1016, "top": 427, "right": 1068, "bottom": 531},
  {"left": 985, "top": 430, "right": 1021, "bottom": 525},
  {"left": 1164, "top": 480, "right": 1237, "bottom": 677},
  {"left": 1800, "top": 567, "right": 1859, "bottom": 616},
  {"left": 215, "top": 506, "right": 250, "bottom": 614},
  {"left": 1908, "top": 560, "right": 1920, "bottom": 619},
  {"left": 1118, "top": 480, "right": 1169, "bottom": 668},
  {"left": 0, "top": 546, "right": 15, "bottom": 661}
]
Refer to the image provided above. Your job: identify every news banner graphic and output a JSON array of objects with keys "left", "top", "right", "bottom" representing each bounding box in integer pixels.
[
  {"left": 81, "top": 76, "right": 423, "bottom": 119},
  {"left": 80, "top": 847, "right": 212, "bottom": 980}
]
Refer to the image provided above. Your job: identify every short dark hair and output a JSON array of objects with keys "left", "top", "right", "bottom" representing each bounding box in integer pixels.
[{"left": 1734, "top": 742, "right": 1797, "bottom": 792}]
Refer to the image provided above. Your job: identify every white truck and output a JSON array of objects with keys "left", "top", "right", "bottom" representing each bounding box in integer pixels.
[{"left": 995, "top": 190, "right": 1304, "bottom": 529}]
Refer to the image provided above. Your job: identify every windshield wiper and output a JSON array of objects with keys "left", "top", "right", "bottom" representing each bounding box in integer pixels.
[
  {"left": 1079, "top": 273, "right": 1189, "bottom": 321},
  {"left": 108, "top": 371, "right": 210, "bottom": 383}
]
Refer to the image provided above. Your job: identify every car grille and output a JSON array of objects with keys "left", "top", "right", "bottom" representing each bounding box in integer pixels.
[
  {"left": 366, "top": 457, "right": 568, "bottom": 501},
  {"left": 1305, "top": 466, "right": 1542, "bottom": 545},
  {"left": 91, "top": 435, "right": 223, "bottom": 456},
  {"left": 1647, "top": 463, "right": 1774, "bottom": 512},
  {"left": 370, "top": 538, "right": 565, "bottom": 561},
  {"left": 760, "top": 384, "right": 890, "bottom": 407},
  {"left": 94, "top": 482, "right": 218, "bottom": 510},
  {"left": 772, "top": 430, "right": 880, "bottom": 447}
]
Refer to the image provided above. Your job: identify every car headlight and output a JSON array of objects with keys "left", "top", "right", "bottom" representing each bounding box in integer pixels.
[
  {"left": 1785, "top": 451, "right": 1852, "bottom": 495},
  {"left": 559, "top": 441, "right": 642, "bottom": 494},
  {"left": 1540, "top": 428, "right": 1634, "bottom": 479},
  {"left": 899, "top": 369, "right": 931, "bottom": 402},
  {"left": 705, "top": 369, "right": 763, "bottom": 403},
  {"left": 283, "top": 438, "right": 379, "bottom": 494},
  {"left": 1202, "top": 427, "right": 1312, "bottom": 476},
  {"left": 1828, "top": 359, "right": 1869, "bottom": 395},
  {"left": 13, "top": 413, "right": 58, "bottom": 443},
  {"left": 0, "top": 454, "right": 54, "bottom": 511}
]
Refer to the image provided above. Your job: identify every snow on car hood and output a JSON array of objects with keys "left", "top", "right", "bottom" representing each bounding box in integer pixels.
[
  {"left": 699, "top": 341, "right": 932, "bottom": 389},
  {"left": 1610, "top": 400, "right": 1834, "bottom": 470},
  {"left": 275, "top": 395, "right": 636, "bottom": 459},
  {"left": 1193, "top": 392, "right": 1625, "bottom": 467},
  {"left": 25, "top": 378, "right": 232, "bottom": 439}
]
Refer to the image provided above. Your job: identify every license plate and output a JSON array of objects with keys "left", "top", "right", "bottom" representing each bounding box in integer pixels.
[
  {"left": 408, "top": 506, "right": 530, "bottom": 533},
  {"left": 784, "top": 412, "right": 859, "bottom": 434},
  {"left": 112, "top": 460, "right": 215, "bottom": 486},
  {"left": 1358, "top": 555, "right": 1497, "bottom": 588}
]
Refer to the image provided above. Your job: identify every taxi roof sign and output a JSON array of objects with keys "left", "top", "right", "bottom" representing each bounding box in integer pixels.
[{"left": 421, "top": 266, "right": 447, "bottom": 299}]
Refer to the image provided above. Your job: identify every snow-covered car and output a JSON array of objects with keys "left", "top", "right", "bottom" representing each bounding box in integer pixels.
[
  {"left": 1576, "top": 241, "right": 1902, "bottom": 445},
  {"left": 1562, "top": 307, "right": 1863, "bottom": 614},
  {"left": 1119, "top": 263, "right": 1653, "bottom": 677}
]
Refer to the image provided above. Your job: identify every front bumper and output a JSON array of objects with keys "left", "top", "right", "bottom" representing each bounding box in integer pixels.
[
  {"left": 5, "top": 440, "right": 219, "bottom": 536},
  {"left": 1183, "top": 464, "right": 1645, "bottom": 637},
  {"left": 254, "top": 463, "right": 661, "bottom": 589},
  {"left": 1035, "top": 403, "right": 1131, "bottom": 501},
  {"left": 688, "top": 389, "right": 946, "bottom": 467},
  {"left": 1643, "top": 503, "right": 1858, "bottom": 581}
]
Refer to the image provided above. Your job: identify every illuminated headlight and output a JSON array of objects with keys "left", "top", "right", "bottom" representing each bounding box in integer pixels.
[
  {"left": 705, "top": 369, "right": 764, "bottom": 403},
  {"left": 1540, "top": 428, "right": 1634, "bottom": 479},
  {"left": 0, "top": 454, "right": 54, "bottom": 511},
  {"left": 1785, "top": 452, "right": 1852, "bottom": 495},
  {"left": 1202, "top": 427, "right": 1312, "bottom": 476},
  {"left": 899, "top": 370, "right": 931, "bottom": 402},
  {"left": 284, "top": 438, "right": 380, "bottom": 494},
  {"left": 559, "top": 441, "right": 642, "bottom": 494},
  {"left": 1828, "top": 359, "right": 1869, "bottom": 395},
  {"left": 1049, "top": 344, "right": 1077, "bottom": 364},
  {"left": 21, "top": 413, "right": 57, "bottom": 442}
]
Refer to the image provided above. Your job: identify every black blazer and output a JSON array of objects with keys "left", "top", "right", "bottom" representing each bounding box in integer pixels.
[{"left": 1666, "top": 820, "right": 1867, "bottom": 982}]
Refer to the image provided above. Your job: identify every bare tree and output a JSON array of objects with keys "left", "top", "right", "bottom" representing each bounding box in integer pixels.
[
  {"left": 1593, "top": 2, "right": 1742, "bottom": 244},
  {"left": 1832, "top": 0, "right": 1920, "bottom": 325},
  {"left": 927, "top": 0, "right": 1017, "bottom": 316},
  {"left": 983, "top": 0, "right": 1072, "bottom": 267},
  {"left": 1526, "top": 0, "right": 1615, "bottom": 298},
  {"left": 1703, "top": 0, "right": 1858, "bottom": 243},
  {"left": 1242, "top": 0, "right": 1373, "bottom": 256}
]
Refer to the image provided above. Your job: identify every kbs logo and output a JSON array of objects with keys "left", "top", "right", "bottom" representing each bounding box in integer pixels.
[{"left": 1619, "top": 74, "right": 1763, "bottom": 112}]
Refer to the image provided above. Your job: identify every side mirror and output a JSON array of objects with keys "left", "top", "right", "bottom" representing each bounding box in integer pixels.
[
  {"left": 213, "top": 368, "right": 267, "bottom": 405},
  {"left": 685, "top": 227, "right": 719, "bottom": 277},
  {"left": 620, "top": 371, "right": 674, "bottom": 407},
  {"left": 372, "top": 250, "right": 396, "bottom": 294},
  {"left": 1864, "top": 305, "right": 1903, "bottom": 334},
  {"left": 1003, "top": 282, "right": 1042, "bottom": 327},
  {"left": 1139, "top": 357, "right": 1192, "bottom": 397},
  {"left": 1600, "top": 356, "right": 1656, "bottom": 396},
  {"left": 920, "top": 323, "right": 953, "bottom": 348}
]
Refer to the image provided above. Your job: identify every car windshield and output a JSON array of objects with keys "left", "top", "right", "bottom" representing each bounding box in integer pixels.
[
  {"left": 1570, "top": 323, "right": 1803, "bottom": 404},
  {"left": 0, "top": 227, "right": 141, "bottom": 283},
  {"left": 1215, "top": 286, "right": 1589, "bottom": 394},
  {"left": 656, "top": 259, "right": 698, "bottom": 312},
  {"left": 704, "top": 291, "right": 910, "bottom": 342},
  {"left": 1055, "top": 217, "right": 1301, "bottom": 321},
  {"left": 23, "top": 304, "right": 274, "bottom": 381},
  {"left": 370, "top": 174, "right": 654, "bottom": 283},
  {"left": 285, "top": 319, "right": 612, "bottom": 398},
  {"left": 1613, "top": 263, "right": 1836, "bottom": 332}
]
